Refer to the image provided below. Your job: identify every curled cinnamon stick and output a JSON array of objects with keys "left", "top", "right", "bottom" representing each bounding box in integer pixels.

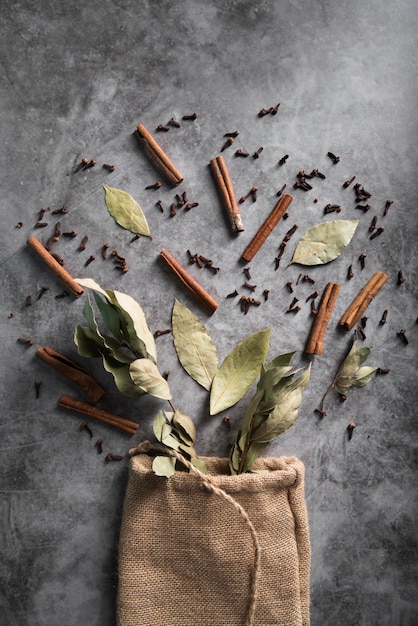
[
  {"left": 305, "top": 282, "right": 340, "bottom": 355},
  {"left": 27, "top": 236, "right": 84, "bottom": 298},
  {"left": 339, "top": 270, "right": 389, "bottom": 330},
  {"left": 135, "top": 123, "right": 183, "bottom": 187},
  {"left": 36, "top": 346, "right": 105, "bottom": 403},
  {"left": 209, "top": 155, "right": 244, "bottom": 233},
  {"left": 241, "top": 193, "right": 293, "bottom": 262},
  {"left": 160, "top": 248, "right": 218, "bottom": 314},
  {"left": 58, "top": 395, "right": 138, "bottom": 435}
]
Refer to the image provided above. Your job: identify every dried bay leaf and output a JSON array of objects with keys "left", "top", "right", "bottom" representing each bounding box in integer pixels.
[
  {"left": 129, "top": 358, "right": 172, "bottom": 400},
  {"left": 249, "top": 365, "right": 311, "bottom": 445},
  {"left": 152, "top": 456, "right": 176, "bottom": 478},
  {"left": 210, "top": 328, "right": 271, "bottom": 415},
  {"left": 290, "top": 219, "right": 359, "bottom": 265},
  {"left": 103, "top": 184, "right": 151, "bottom": 237},
  {"left": 172, "top": 299, "right": 218, "bottom": 391},
  {"left": 102, "top": 353, "right": 146, "bottom": 397},
  {"left": 108, "top": 290, "right": 157, "bottom": 362}
]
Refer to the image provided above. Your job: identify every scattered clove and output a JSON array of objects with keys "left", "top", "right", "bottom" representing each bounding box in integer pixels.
[
  {"left": 37, "top": 286, "right": 49, "bottom": 300},
  {"left": 359, "top": 253, "right": 367, "bottom": 270},
  {"left": 343, "top": 176, "right": 356, "bottom": 188},
  {"left": 327, "top": 151, "right": 340, "bottom": 164},
  {"left": 79, "top": 421, "right": 93, "bottom": 438},
  {"left": 103, "top": 163, "right": 115, "bottom": 172},
  {"left": 96, "top": 439, "right": 103, "bottom": 454},
  {"left": 252, "top": 147, "right": 263, "bottom": 159},
  {"left": 278, "top": 154, "right": 289, "bottom": 166},
  {"left": 145, "top": 181, "right": 162, "bottom": 190},
  {"left": 397, "top": 270, "right": 405, "bottom": 285},
  {"left": 235, "top": 149, "right": 249, "bottom": 157},
  {"left": 34, "top": 381, "right": 42, "bottom": 399},
  {"left": 347, "top": 265, "right": 354, "bottom": 280},
  {"left": 369, "top": 226, "right": 384, "bottom": 240},
  {"left": 347, "top": 422, "right": 356, "bottom": 441},
  {"left": 105, "top": 453, "right": 124, "bottom": 462},
  {"left": 379, "top": 310, "right": 388, "bottom": 326},
  {"left": 397, "top": 329, "right": 408, "bottom": 345}
]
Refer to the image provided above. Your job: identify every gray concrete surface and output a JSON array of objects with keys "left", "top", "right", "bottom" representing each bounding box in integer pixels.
[{"left": 1, "top": 1, "right": 417, "bottom": 625}]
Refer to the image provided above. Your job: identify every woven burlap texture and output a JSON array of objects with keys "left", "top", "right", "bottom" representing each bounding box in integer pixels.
[{"left": 117, "top": 452, "right": 310, "bottom": 626}]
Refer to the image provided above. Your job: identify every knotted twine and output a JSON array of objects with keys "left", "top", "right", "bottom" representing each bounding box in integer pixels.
[{"left": 118, "top": 442, "right": 310, "bottom": 626}]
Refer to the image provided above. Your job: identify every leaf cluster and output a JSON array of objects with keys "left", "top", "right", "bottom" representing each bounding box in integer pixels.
[
  {"left": 152, "top": 409, "right": 206, "bottom": 477},
  {"left": 74, "top": 278, "right": 170, "bottom": 400},
  {"left": 172, "top": 300, "right": 311, "bottom": 473},
  {"left": 229, "top": 355, "right": 311, "bottom": 474},
  {"left": 319, "top": 340, "right": 377, "bottom": 412}
]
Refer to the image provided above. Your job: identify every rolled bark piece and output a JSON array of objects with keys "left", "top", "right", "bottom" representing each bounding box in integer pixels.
[
  {"left": 339, "top": 270, "right": 389, "bottom": 330},
  {"left": 160, "top": 248, "right": 219, "bottom": 314},
  {"left": 210, "top": 155, "right": 244, "bottom": 233},
  {"left": 135, "top": 123, "right": 183, "bottom": 187},
  {"left": 58, "top": 395, "right": 138, "bottom": 435},
  {"left": 305, "top": 282, "right": 340, "bottom": 355},
  {"left": 36, "top": 346, "right": 105, "bottom": 403},
  {"left": 241, "top": 194, "right": 293, "bottom": 262},
  {"left": 27, "top": 236, "right": 84, "bottom": 298}
]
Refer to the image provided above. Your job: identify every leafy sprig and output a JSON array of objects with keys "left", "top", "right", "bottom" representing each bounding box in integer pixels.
[{"left": 318, "top": 339, "right": 377, "bottom": 414}]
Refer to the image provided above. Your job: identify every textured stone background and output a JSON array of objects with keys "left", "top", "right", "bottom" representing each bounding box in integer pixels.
[{"left": 1, "top": 1, "right": 417, "bottom": 624}]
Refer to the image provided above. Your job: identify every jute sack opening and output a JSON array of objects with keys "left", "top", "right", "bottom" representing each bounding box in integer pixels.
[{"left": 117, "top": 445, "right": 310, "bottom": 626}]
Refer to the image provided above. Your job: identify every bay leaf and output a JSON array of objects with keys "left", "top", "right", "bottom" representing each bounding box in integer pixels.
[
  {"left": 353, "top": 365, "right": 378, "bottom": 387},
  {"left": 75, "top": 277, "right": 109, "bottom": 297},
  {"left": 129, "top": 358, "right": 172, "bottom": 400},
  {"left": 74, "top": 325, "right": 104, "bottom": 358},
  {"left": 249, "top": 365, "right": 311, "bottom": 445},
  {"left": 109, "top": 290, "right": 157, "bottom": 362},
  {"left": 103, "top": 184, "right": 151, "bottom": 237},
  {"left": 152, "top": 456, "right": 176, "bottom": 478},
  {"left": 290, "top": 220, "right": 359, "bottom": 265},
  {"left": 209, "top": 328, "right": 271, "bottom": 415},
  {"left": 264, "top": 351, "right": 295, "bottom": 372},
  {"left": 172, "top": 299, "right": 218, "bottom": 391},
  {"left": 152, "top": 410, "right": 167, "bottom": 441},
  {"left": 102, "top": 353, "right": 146, "bottom": 397},
  {"left": 93, "top": 292, "right": 124, "bottom": 341},
  {"left": 172, "top": 409, "right": 196, "bottom": 444}
]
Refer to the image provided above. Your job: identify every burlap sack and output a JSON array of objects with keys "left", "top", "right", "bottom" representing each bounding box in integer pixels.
[{"left": 117, "top": 447, "right": 310, "bottom": 626}]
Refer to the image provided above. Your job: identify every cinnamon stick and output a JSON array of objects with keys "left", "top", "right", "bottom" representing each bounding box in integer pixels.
[
  {"left": 241, "top": 193, "right": 293, "bottom": 262},
  {"left": 135, "top": 123, "right": 183, "bottom": 187},
  {"left": 36, "top": 346, "right": 105, "bottom": 403},
  {"left": 58, "top": 395, "right": 138, "bottom": 435},
  {"left": 339, "top": 270, "right": 389, "bottom": 330},
  {"left": 160, "top": 248, "right": 219, "bottom": 314},
  {"left": 27, "top": 236, "right": 84, "bottom": 298},
  {"left": 305, "top": 282, "right": 340, "bottom": 355},
  {"left": 209, "top": 155, "right": 244, "bottom": 233}
]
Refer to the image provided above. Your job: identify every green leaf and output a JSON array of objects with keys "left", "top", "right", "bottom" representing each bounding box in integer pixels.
[
  {"left": 249, "top": 365, "right": 311, "bottom": 445},
  {"left": 93, "top": 292, "right": 124, "bottom": 341},
  {"left": 102, "top": 353, "right": 146, "bottom": 397},
  {"left": 152, "top": 410, "right": 167, "bottom": 441},
  {"left": 290, "top": 220, "right": 359, "bottom": 265},
  {"left": 108, "top": 290, "right": 157, "bottom": 362},
  {"left": 74, "top": 325, "right": 104, "bottom": 358},
  {"left": 264, "top": 351, "right": 295, "bottom": 371},
  {"left": 75, "top": 277, "right": 109, "bottom": 297},
  {"left": 152, "top": 456, "right": 176, "bottom": 478},
  {"left": 353, "top": 366, "right": 378, "bottom": 387},
  {"left": 129, "top": 359, "right": 171, "bottom": 400},
  {"left": 172, "top": 410, "right": 196, "bottom": 444},
  {"left": 210, "top": 328, "right": 271, "bottom": 415},
  {"left": 172, "top": 299, "right": 218, "bottom": 391},
  {"left": 103, "top": 184, "right": 151, "bottom": 237}
]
